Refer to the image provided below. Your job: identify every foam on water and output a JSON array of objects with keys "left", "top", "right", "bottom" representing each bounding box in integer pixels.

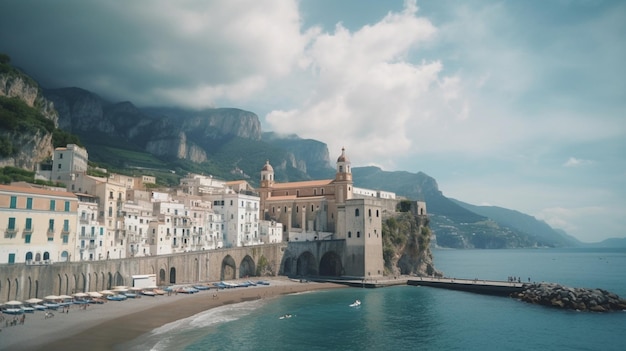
[{"left": 122, "top": 298, "right": 268, "bottom": 351}]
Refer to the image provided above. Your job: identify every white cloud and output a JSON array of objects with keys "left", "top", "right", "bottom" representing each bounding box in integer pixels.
[{"left": 563, "top": 157, "right": 592, "bottom": 168}]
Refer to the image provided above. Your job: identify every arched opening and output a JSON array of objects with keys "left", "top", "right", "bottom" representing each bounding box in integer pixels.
[
  {"left": 25, "top": 252, "right": 33, "bottom": 261},
  {"left": 319, "top": 251, "right": 343, "bottom": 276},
  {"left": 159, "top": 269, "right": 166, "bottom": 285},
  {"left": 282, "top": 256, "right": 294, "bottom": 276},
  {"left": 35, "top": 252, "right": 41, "bottom": 261},
  {"left": 169, "top": 267, "right": 176, "bottom": 284},
  {"left": 107, "top": 272, "right": 113, "bottom": 290},
  {"left": 221, "top": 255, "right": 236, "bottom": 280},
  {"left": 61, "top": 251, "right": 69, "bottom": 262},
  {"left": 296, "top": 251, "right": 317, "bottom": 276},
  {"left": 239, "top": 255, "right": 256, "bottom": 278},
  {"left": 114, "top": 272, "right": 124, "bottom": 287},
  {"left": 43, "top": 251, "right": 50, "bottom": 261}
]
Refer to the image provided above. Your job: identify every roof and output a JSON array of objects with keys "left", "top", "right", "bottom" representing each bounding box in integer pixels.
[
  {"left": 270, "top": 179, "right": 334, "bottom": 189},
  {"left": 0, "top": 184, "right": 77, "bottom": 199}
]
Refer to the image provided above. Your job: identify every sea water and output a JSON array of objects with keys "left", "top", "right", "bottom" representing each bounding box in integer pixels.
[{"left": 122, "top": 248, "right": 626, "bottom": 351}]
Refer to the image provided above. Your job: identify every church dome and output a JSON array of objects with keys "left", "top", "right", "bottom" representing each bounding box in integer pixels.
[
  {"left": 337, "top": 148, "right": 350, "bottom": 163},
  {"left": 261, "top": 160, "right": 274, "bottom": 172}
]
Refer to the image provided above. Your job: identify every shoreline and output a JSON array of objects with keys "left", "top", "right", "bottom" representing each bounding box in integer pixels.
[{"left": 1, "top": 278, "right": 344, "bottom": 351}]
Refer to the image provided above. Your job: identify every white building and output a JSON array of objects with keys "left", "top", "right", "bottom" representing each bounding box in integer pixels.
[
  {"left": 76, "top": 193, "right": 106, "bottom": 261},
  {"left": 209, "top": 190, "right": 261, "bottom": 247},
  {"left": 50, "top": 144, "right": 88, "bottom": 184}
]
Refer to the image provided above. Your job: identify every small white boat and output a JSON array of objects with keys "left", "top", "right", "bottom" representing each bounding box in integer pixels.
[
  {"left": 349, "top": 300, "right": 361, "bottom": 307},
  {"left": 279, "top": 314, "right": 292, "bottom": 319}
]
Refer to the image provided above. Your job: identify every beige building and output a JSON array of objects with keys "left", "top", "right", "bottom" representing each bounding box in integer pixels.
[
  {"left": 258, "top": 148, "right": 384, "bottom": 277},
  {"left": 0, "top": 184, "right": 78, "bottom": 264}
]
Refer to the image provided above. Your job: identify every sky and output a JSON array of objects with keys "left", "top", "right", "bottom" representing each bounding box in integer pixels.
[{"left": 1, "top": 0, "right": 624, "bottom": 243}]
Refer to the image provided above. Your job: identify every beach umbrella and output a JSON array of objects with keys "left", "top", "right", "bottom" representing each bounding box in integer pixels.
[
  {"left": 25, "top": 298, "right": 43, "bottom": 304},
  {"left": 129, "top": 287, "right": 143, "bottom": 291},
  {"left": 87, "top": 292, "right": 103, "bottom": 298},
  {"left": 99, "top": 290, "right": 115, "bottom": 295},
  {"left": 44, "top": 295, "right": 60, "bottom": 300},
  {"left": 3, "top": 300, "right": 23, "bottom": 306},
  {"left": 112, "top": 285, "right": 128, "bottom": 290},
  {"left": 58, "top": 294, "right": 72, "bottom": 299},
  {"left": 73, "top": 292, "right": 88, "bottom": 298}
]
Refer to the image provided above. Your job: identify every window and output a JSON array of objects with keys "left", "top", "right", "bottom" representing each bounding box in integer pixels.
[
  {"left": 58, "top": 164, "right": 62, "bottom": 169},
  {"left": 348, "top": 231, "right": 352, "bottom": 238},
  {"left": 59, "top": 153, "right": 63, "bottom": 159},
  {"left": 50, "top": 200, "right": 56, "bottom": 211},
  {"left": 368, "top": 209, "right": 372, "bottom": 217},
  {"left": 65, "top": 201, "right": 70, "bottom": 212},
  {"left": 355, "top": 208, "right": 360, "bottom": 217},
  {"left": 357, "top": 231, "right": 361, "bottom": 238},
  {"left": 62, "top": 235, "right": 69, "bottom": 244},
  {"left": 8, "top": 217, "right": 16, "bottom": 230},
  {"left": 376, "top": 210, "right": 379, "bottom": 217},
  {"left": 48, "top": 219, "right": 54, "bottom": 231},
  {"left": 63, "top": 219, "right": 69, "bottom": 232},
  {"left": 25, "top": 218, "right": 32, "bottom": 230},
  {"left": 26, "top": 197, "right": 32, "bottom": 209},
  {"left": 10, "top": 196, "right": 17, "bottom": 208}
]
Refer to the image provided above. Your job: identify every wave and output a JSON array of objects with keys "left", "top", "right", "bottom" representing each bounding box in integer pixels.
[{"left": 123, "top": 299, "right": 268, "bottom": 351}]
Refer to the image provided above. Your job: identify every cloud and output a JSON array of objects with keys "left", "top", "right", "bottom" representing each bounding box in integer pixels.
[{"left": 563, "top": 157, "right": 592, "bottom": 168}]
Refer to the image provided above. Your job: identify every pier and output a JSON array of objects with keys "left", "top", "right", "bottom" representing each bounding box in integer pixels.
[
  {"left": 407, "top": 276, "right": 524, "bottom": 296},
  {"left": 310, "top": 276, "right": 525, "bottom": 296}
]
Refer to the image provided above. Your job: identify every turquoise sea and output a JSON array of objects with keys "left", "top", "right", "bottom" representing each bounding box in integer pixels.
[{"left": 123, "top": 248, "right": 626, "bottom": 351}]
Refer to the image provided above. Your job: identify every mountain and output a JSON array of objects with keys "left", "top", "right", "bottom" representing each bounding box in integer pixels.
[
  {"left": 584, "top": 237, "right": 626, "bottom": 248},
  {"left": 352, "top": 166, "right": 579, "bottom": 249},
  {"left": 43, "top": 87, "right": 330, "bottom": 184},
  {"left": 450, "top": 199, "right": 581, "bottom": 247},
  {"left": 0, "top": 54, "right": 79, "bottom": 171}
]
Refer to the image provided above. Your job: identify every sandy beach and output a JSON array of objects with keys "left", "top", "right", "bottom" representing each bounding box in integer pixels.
[{"left": 0, "top": 278, "right": 344, "bottom": 351}]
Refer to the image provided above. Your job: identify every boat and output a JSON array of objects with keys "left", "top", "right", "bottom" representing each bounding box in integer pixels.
[
  {"left": 279, "top": 314, "right": 292, "bottom": 319},
  {"left": 349, "top": 300, "right": 361, "bottom": 307},
  {"left": 33, "top": 304, "right": 48, "bottom": 311},
  {"left": 256, "top": 280, "right": 270, "bottom": 286},
  {"left": 141, "top": 290, "right": 157, "bottom": 297},
  {"left": 21, "top": 306, "right": 35, "bottom": 313},
  {"left": 43, "top": 302, "right": 60, "bottom": 310},
  {"left": 2, "top": 308, "right": 24, "bottom": 315},
  {"left": 123, "top": 292, "right": 139, "bottom": 298},
  {"left": 106, "top": 294, "right": 128, "bottom": 301},
  {"left": 192, "top": 285, "right": 210, "bottom": 290}
]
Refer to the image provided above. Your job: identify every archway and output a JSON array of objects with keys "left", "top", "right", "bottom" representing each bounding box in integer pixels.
[
  {"left": 319, "top": 251, "right": 343, "bottom": 276},
  {"left": 43, "top": 251, "right": 50, "bottom": 261},
  {"left": 296, "top": 251, "right": 317, "bottom": 276},
  {"left": 25, "top": 252, "right": 33, "bottom": 261},
  {"left": 61, "top": 251, "right": 69, "bottom": 262},
  {"left": 169, "top": 267, "right": 176, "bottom": 284},
  {"left": 114, "top": 272, "right": 124, "bottom": 287},
  {"left": 239, "top": 255, "right": 256, "bottom": 278},
  {"left": 221, "top": 255, "right": 236, "bottom": 280},
  {"left": 159, "top": 269, "right": 166, "bottom": 285},
  {"left": 282, "top": 256, "right": 295, "bottom": 276}
]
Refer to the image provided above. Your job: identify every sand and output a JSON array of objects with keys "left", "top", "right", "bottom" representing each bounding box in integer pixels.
[{"left": 0, "top": 278, "right": 344, "bottom": 351}]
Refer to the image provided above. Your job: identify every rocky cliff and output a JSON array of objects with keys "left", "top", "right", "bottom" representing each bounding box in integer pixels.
[
  {"left": 382, "top": 208, "right": 440, "bottom": 277},
  {"left": 0, "top": 58, "right": 57, "bottom": 169}
]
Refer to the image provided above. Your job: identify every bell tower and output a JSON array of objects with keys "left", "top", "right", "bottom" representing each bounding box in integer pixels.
[
  {"left": 335, "top": 148, "right": 353, "bottom": 203},
  {"left": 260, "top": 160, "right": 274, "bottom": 188}
]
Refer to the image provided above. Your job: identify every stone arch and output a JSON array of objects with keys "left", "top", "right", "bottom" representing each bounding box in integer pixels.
[
  {"left": 43, "top": 251, "right": 50, "bottom": 261},
  {"left": 169, "top": 267, "right": 176, "bottom": 284},
  {"left": 13, "top": 278, "right": 19, "bottom": 300},
  {"left": 35, "top": 252, "right": 41, "bottom": 262},
  {"left": 107, "top": 272, "right": 113, "bottom": 290},
  {"left": 63, "top": 273, "right": 69, "bottom": 295},
  {"left": 35, "top": 280, "right": 39, "bottom": 298},
  {"left": 319, "top": 251, "right": 343, "bottom": 276},
  {"left": 296, "top": 251, "right": 318, "bottom": 276},
  {"left": 56, "top": 274, "right": 62, "bottom": 295},
  {"left": 5, "top": 278, "right": 10, "bottom": 301},
  {"left": 27, "top": 276, "right": 32, "bottom": 298},
  {"left": 25, "top": 251, "right": 33, "bottom": 261},
  {"left": 221, "top": 255, "right": 236, "bottom": 280},
  {"left": 281, "top": 255, "right": 295, "bottom": 276},
  {"left": 114, "top": 272, "right": 124, "bottom": 286},
  {"left": 239, "top": 255, "right": 256, "bottom": 278},
  {"left": 101, "top": 272, "right": 106, "bottom": 290},
  {"left": 159, "top": 268, "right": 166, "bottom": 285},
  {"left": 61, "top": 251, "right": 69, "bottom": 262}
]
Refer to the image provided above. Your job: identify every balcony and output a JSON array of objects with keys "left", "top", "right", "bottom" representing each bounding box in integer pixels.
[
  {"left": 47, "top": 228, "right": 55, "bottom": 237},
  {"left": 4, "top": 227, "right": 18, "bottom": 238},
  {"left": 79, "top": 233, "right": 97, "bottom": 240},
  {"left": 61, "top": 228, "right": 70, "bottom": 235}
]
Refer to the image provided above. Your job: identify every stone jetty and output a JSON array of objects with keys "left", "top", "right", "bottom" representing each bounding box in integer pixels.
[{"left": 512, "top": 283, "right": 626, "bottom": 312}]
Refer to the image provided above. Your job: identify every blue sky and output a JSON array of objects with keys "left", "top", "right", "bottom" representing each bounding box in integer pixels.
[{"left": 1, "top": 0, "right": 624, "bottom": 242}]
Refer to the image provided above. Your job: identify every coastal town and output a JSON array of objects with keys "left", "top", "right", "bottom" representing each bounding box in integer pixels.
[{"left": 0, "top": 144, "right": 401, "bottom": 266}]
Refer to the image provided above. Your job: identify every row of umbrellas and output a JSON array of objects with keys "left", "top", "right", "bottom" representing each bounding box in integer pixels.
[{"left": 2, "top": 286, "right": 149, "bottom": 306}]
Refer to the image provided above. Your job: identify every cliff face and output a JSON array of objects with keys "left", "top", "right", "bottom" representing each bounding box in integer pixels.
[
  {"left": 0, "top": 70, "right": 57, "bottom": 169},
  {"left": 382, "top": 209, "right": 440, "bottom": 277}
]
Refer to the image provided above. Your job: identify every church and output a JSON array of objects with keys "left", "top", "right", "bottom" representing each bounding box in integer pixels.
[{"left": 258, "top": 148, "right": 385, "bottom": 277}]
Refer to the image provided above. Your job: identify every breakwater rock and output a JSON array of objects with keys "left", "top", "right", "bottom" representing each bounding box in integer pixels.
[{"left": 512, "top": 283, "right": 626, "bottom": 312}]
